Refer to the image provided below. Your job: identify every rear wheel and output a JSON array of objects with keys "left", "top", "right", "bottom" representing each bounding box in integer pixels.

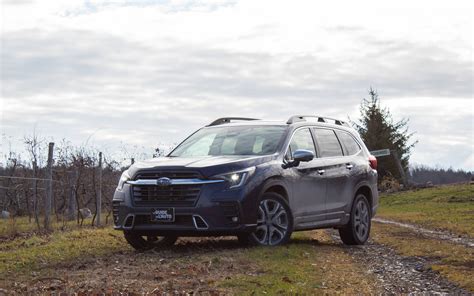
[
  {"left": 239, "top": 192, "right": 293, "bottom": 246},
  {"left": 339, "top": 194, "right": 371, "bottom": 245},
  {"left": 124, "top": 232, "right": 178, "bottom": 251}
]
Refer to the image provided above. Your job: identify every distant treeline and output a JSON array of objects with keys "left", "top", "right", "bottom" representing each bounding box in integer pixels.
[{"left": 409, "top": 165, "right": 473, "bottom": 185}]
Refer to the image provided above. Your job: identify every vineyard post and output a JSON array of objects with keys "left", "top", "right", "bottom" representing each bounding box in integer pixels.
[
  {"left": 44, "top": 142, "right": 54, "bottom": 230},
  {"left": 96, "top": 152, "right": 102, "bottom": 226}
]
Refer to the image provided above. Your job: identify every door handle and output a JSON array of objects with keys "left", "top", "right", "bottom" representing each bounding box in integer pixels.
[
  {"left": 317, "top": 169, "right": 325, "bottom": 175},
  {"left": 346, "top": 164, "right": 354, "bottom": 170}
]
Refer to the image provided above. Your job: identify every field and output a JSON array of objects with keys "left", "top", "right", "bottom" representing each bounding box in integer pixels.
[
  {"left": 0, "top": 183, "right": 472, "bottom": 294},
  {"left": 377, "top": 183, "right": 474, "bottom": 236}
]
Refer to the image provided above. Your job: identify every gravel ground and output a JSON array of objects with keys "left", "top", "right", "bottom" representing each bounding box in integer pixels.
[
  {"left": 373, "top": 218, "right": 474, "bottom": 248},
  {"left": 327, "top": 229, "right": 471, "bottom": 295}
]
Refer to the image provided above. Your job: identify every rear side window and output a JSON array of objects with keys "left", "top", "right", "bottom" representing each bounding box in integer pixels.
[
  {"left": 337, "top": 131, "right": 361, "bottom": 156},
  {"left": 287, "top": 128, "right": 316, "bottom": 159},
  {"left": 313, "top": 128, "right": 343, "bottom": 157}
]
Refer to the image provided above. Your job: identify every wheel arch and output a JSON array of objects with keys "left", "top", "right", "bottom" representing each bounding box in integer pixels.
[
  {"left": 259, "top": 177, "right": 290, "bottom": 202},
  {"left": 353, "top": 183, "right": 373, "bottom": 211}
]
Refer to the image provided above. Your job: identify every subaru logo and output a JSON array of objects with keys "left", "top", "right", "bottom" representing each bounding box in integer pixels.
[{"left": 156, "top": 177, "right": 172, "bottom": 187}]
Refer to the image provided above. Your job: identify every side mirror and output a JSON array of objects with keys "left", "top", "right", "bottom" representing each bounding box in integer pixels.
[
  {"left": 293, "top": 149, "right": 315, "bottom": 162},
  {"left": 283, "top": 149, "right": 315, "bottom": 168}
]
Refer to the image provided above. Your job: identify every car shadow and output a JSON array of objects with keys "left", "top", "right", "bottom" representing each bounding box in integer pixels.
[{"left": 136, "top": 235, "right": 339, "bottom": 255}]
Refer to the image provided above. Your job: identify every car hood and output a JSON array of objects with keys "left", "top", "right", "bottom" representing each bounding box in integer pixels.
[{"left": 128, "top": 155, "right": 277, "bottom": 178}]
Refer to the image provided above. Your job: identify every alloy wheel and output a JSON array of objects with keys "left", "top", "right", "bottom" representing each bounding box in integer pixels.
[
  {"left": 354, "top": 199, "right": 369, "bottom": 241},
  {"left": 252, "top": 199, "right": 289, "bottom": 245}
]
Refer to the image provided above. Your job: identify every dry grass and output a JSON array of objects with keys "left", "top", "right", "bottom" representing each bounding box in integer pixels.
[
  {"left": 0, "top": 229, "right": 379, "bottom": 294},
  {"left": 0, "top": 213, "right": 112, "bottom": 239},
  {"left": 220, "top": 231, "right": 380, "bottom": 295},
  {"left": 378, "top": 183, "right": 474, "bottom": 236}
]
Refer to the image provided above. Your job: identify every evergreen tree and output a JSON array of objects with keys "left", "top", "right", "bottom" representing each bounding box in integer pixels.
[{"left": 356, "top": 88, "right": 417, "bottom": 182}]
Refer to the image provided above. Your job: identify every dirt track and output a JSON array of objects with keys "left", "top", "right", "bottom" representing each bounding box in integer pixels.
[
  {"left": 328, "top": 228, "right": 469, "bottom": 294},
  {"left": 373, "top": 218, "right": 474, "bottom": 248},
  {"left": 4, "top": 238, "right": 243, "bottom": 294}
]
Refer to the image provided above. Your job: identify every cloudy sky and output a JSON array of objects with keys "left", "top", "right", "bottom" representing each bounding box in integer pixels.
[{"left": 1, "top": 0, "right": 473, "bottom": 169}]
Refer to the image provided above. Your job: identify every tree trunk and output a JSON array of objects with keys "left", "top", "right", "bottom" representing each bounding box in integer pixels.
[{"left": 67, "top": 170, "right": 77, "bottom": 221}]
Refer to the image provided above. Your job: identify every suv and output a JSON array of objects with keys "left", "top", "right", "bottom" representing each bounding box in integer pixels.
[{"left": 113, "top": 116, "right": 378, "bottom": 250}]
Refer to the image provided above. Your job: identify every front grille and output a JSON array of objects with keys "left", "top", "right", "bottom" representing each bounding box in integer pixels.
[
  {"left": 132, "top": 170, "right": 203, "bottom": 207},
  {"left": 135, "top": 171, "right": 201, "bottom": 180},
  {"left": 132, "top": 184, "right": 202, "bottom": 206}
]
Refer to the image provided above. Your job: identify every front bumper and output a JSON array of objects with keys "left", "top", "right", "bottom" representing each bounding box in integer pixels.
[{"left": 112, "top": 181, "right": 259, "bottom": 236}]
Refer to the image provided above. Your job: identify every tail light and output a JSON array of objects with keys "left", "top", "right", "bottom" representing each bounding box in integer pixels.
[{"left": 369, "top": 155, "right": 377, "bottom": 170}]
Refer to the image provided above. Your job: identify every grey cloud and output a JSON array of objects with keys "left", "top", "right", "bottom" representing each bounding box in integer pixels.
[
  {"left": 2, "top": 0, "right": 33, "bottom": 5},
  {"left": 1, "top": 28, "right": 473, "bottom": 169},
  {"left": 62, "top": 0, "right": 238, "bottom": 17},
  {"left": 2, "top": 29, "right": 472, "bottom": 102}
]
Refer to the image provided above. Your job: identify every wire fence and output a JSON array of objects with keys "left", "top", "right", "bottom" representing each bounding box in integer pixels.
[{"left": 0, "top": 142, "right": 121, "bottom": 230}]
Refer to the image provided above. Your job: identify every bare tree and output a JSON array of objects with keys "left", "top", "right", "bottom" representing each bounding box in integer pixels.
[
  {"left": 24, "top": 132, "right": 45, "bottom": 230},
  {"left": 2, "top": 132, "right": 122, "bottom": 233}
]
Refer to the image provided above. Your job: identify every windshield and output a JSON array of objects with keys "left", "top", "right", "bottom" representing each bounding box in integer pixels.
[{"left": 169, "top": 126, "right": 287, "bottom": 157}]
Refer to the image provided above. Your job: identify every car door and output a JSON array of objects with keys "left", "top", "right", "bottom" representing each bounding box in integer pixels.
[
  {"left": 312, "top": 128, "right": 350, "bottom": 222},
  {"left": 335, "top": 130, "right": 366, "bottom": 213},
  {"left": 283, "top": 127, "right": 327, "bottom": 226}
]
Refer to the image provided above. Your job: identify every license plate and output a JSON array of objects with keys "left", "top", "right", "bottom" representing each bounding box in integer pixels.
[{"left": 151, "top": 208, "right": 175, "bottom": 223}]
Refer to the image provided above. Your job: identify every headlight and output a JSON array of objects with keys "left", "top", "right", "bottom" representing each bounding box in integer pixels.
[
  {"left": 117, "top": 170, "right": 130, "bottom": 190},
  {"left": 214, "top": 167, "right": 255, "bottom": 189}
]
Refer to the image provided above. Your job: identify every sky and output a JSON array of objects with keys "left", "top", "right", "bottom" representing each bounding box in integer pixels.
[{"left": 0, "top": 0, "right": 473, "bottom": 170}]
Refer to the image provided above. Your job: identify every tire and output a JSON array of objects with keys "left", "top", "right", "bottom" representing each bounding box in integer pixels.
[
  {"left": 339, "top": 194, "right": 371, "bottom": 245},
  {"left": 242, "top": 192, "right": 293, "bottom": 246},
  {"left": 124, "top": 232, "right": 178, "bottom": 251}
]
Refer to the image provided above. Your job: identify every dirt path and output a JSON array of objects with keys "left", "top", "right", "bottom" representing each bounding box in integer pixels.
[
  {"left": 373, "top": 217, "right": 474, "bottom": 248},
  {"left": 3, "top": 238, "right": 246, "bottom": 294},
  {"left": 327, "top": 229, "right": 470, "bottom": 294}
]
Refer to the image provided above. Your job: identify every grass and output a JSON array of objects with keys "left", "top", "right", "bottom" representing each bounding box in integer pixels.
[
  {"left": 378, "top": 183, "right": 474, "bottom": 236},
  {"left": 0, "top": 227, "right": 128, "bottom": 275},
  {"left": 374, "top": 183, "right": 474, "bottom": 292},
  {"left": 219, "top": 231, "right": 379, "bottom": 295},
  {"left": 1, "top": 183, "right": 472, "bottom": 293},
  {"left": 371, "top": 223, "right": 474, "bottom": 291},
  {"left": 0, "top": 229, "right": 379, "bottom": 294},
  {"left": 0, "top": 213, "right": 112, "bottom": 238}
]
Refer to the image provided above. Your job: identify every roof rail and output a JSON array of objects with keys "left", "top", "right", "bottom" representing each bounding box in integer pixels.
[
  {"left": 286, "top": 115, "right": 350, "bottom": 127},
  {"left": 207, "top": 117, "right": 260, "bottom": 127}
]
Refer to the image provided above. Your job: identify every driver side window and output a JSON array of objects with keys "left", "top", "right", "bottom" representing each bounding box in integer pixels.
[{"left": 285, "top": 128, "right": 316, "bottom": 160}]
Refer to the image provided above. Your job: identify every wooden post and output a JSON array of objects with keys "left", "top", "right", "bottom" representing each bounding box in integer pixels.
[
  {"left": 96, "top": 152, "right": 102, "bottom": 227},
  {"left": 67, "top": 169, "right": 77, "bottom": 221},
  {"left": 391, "top": 150, "right": 408, "bottom": 187},
  {"left": 32, "top": 160, "right": 40, "bottom": 229},
  {"left": 44, "top": 142, "right": 54, "bottom": 230}
]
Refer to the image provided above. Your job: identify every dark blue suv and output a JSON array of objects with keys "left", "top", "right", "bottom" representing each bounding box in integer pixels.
[{"left": 113, "top": 116, "right": 379, "bottom": 249}]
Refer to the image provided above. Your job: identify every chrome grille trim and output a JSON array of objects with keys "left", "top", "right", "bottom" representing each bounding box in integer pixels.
[{"left": 127, "top": 179, "right": 224, "bottom": 186}]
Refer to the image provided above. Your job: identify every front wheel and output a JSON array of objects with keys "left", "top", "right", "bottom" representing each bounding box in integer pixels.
[
  {"left": 124, "top": 232, "right": 178, "bottom": 251},
  {"left": 339, "top": 194, "right": 371, "bottom": 245},
  {"left": 239, "top": 192, "right": 293, "bottom": 246}
]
